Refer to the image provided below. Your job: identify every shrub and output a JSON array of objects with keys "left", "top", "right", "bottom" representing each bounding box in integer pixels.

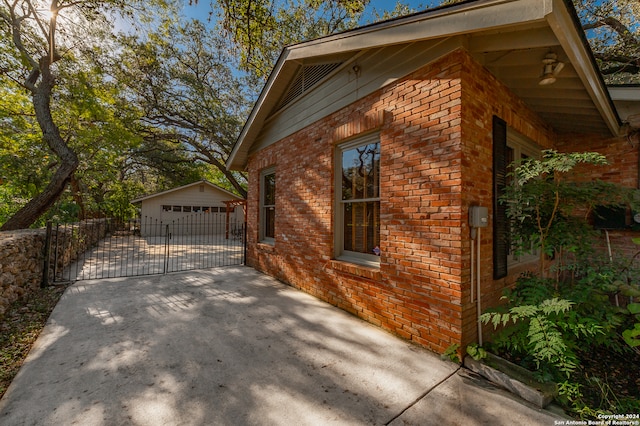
[{"left": 483, "top": 150, "right": 640, "bottom": 417}]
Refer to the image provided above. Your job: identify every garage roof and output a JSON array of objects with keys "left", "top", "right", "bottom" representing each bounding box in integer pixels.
[{"left": 131, "top": 180, "right": 242, "bottom": 204}]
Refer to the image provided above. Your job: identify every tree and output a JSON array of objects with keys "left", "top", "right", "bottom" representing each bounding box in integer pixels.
[
  {"left": 502, "top": 150, "right": 638, "bottom": 280},
  {"left": 192, "top": 0, "right": 369, "bottom": 80},
  {"left": 113, "top": 20, "right": 250, "bottom": 198},
  {"left": 0, "top": 0, "right": 170, "bottom": 230},
  {"left": 0, "top": 1, "right": 82, "bottom": 230},
  {"left": 0, "top": 76, "right": 53, "bottom": 224},
  {"left": 57, "top": 66, "right": 145, "bottom": 220},
  {"left": 578, "top": 0, "right": 640, "bottom": 83}
]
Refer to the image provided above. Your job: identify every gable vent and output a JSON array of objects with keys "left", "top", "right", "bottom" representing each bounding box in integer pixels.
[{"left": 274, "top": 62, "right": 343, "bottom": 112}]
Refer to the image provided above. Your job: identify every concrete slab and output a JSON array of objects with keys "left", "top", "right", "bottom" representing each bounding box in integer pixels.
[
  {"left": 0, "top": 266, "right": 565, "bottom": 425},
  {"left": 59, "top": 235, "right": 244, "bottom": 281},
  {"left": 390, "top": 369, "right": 564, "bottom": 426}
]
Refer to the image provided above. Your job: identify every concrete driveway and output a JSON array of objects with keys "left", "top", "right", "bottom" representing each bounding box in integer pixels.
[{"left": 0, "top": 266, "right": 563, "bottom": 425}]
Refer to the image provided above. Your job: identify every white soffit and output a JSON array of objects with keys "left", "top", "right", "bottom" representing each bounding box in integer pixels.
[{"left": 609, "top": 86, "right": 640, "bottom": 127}]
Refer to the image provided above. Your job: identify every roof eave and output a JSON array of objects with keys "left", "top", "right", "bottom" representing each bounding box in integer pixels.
[
  {"left": 545, "top": 0, "right": 621, "bottom": 136},
  {"left": 226, "top": 0, "right": 554, "bottom": 171},
  {"left": 226, "top": 0, "right": 623, "bottom": 170},
  {"left": 226, "top": 50, "right": 294, "bottom": 171}
]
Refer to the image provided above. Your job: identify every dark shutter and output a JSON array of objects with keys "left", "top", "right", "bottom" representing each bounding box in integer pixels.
[{"left": 492, "top": 116, "right": 508, "bottom": 279}]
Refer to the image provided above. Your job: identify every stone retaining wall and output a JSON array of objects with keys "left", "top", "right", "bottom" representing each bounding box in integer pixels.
[
  {"left": 0, "top": 229, "right": 47, "bottom": 318},
  {"left": 0, "top": 219, "right": 109, "bottom": 318}
]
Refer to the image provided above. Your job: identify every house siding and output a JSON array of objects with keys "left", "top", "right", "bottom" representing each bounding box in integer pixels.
[
  {"left": 245, "top": 48, "right": 631, "bottom": 355},
  {"left": 252, "top": 37, "right": 466, "bottom": 155}
]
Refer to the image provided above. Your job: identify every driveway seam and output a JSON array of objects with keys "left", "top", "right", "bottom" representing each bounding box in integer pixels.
[{"left": 384, "top": 365, "right": 462, "bottom": 425}]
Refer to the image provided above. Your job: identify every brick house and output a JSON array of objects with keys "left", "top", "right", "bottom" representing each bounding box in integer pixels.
[{"left": 226, "top": 0, "right": 640, "bottom": 355}]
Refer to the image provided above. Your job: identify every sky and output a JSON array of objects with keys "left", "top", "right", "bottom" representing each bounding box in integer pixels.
[{"left": 181, "top": 1, "right": 436, "bottom": 24}]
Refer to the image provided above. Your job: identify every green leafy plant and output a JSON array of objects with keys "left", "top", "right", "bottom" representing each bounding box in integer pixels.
[
  {"left": 466, "top": 343, "right": 487, "bottom": 361},
  {"left": 622, "top": 303, "right": 640, "bottom": 350},
  {"left": 441, "top": 343, "right": 460, "bottom": 363},
  {"left": 502, "top": 150, "right": 637, "bottom": 280},
  {"left": 482, "top": 297, "right": 603, "bottom": 379},
  {"left": 488, "top": 150, "right": 640, "bottom": 417}
]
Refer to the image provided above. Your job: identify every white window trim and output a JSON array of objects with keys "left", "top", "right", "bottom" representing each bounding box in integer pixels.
[
  {"left": 506, "top": 129, "right": 540, "bottom": 268},
  {"left": 334, "top": 133, "right": 381, "bottom": 266},
  {"left": 260, "top": 166, "right": 276, "bottom": 245},
  {"left": 508, "top": 129, "right": 540, "bottom": 160}
]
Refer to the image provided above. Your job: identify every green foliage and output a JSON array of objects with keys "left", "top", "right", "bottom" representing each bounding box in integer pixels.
[
  {"left": 490, "top": 149, "right": 640, "bottom": 417},
  {"left": 113, "top": 19, "right": 249, "bottom": 197},
  {"left": 0, "top": 0, "right": 177, "bottom": 229},
  {"left": 441, "top": 343, "right": 460, "bottom": 363},
  {"left": 622, "top": 303, "right": 640, "bottom": 349},
  {"left": 466, "top": 343, "right": 487, "bottom": 361},
  {"left": 502, "top": 150, "right": 638, "bottom": 278},
  {"left": 210, "top": 0, "right": 367, "bottom": 80},
  {"left": 622, "top": 323, "right": 640, "bottom": 348},
  {"left": 574, "top": 0, "right": 640, "bottom": 83},
  {"left": 0, "top": 78, "right": 53, "bottom": 225},
  {"left": 557, "top": 377, "right": 640, "bottom": 420},
  {"left": 482, "top": 296, "right": 603, "bottom": 379}
]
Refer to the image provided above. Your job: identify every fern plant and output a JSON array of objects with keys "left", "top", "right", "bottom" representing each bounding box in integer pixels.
[{"left": 482, "top": 297, "right": 604, "bottom": 380}]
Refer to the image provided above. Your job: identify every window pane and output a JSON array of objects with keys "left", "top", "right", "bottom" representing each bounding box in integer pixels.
[
  {"left": 262, "top": 170, "right": 276, "bottom": 241},
  {"left": 343, "top": 201, "right": 379, "bottom": 255},
  {"left": 264, "top": 173, "right": 275, "bottom": 205},
  {"left": 342, "top": 143, "right": 380, "bottom": 201},
  {"left": 265, "top": 207, "right": 275, "bottom": 239}
]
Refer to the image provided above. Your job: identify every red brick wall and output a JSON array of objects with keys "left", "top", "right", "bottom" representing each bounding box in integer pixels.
[
  {"left": 457, "top": 53, "right": 558, "bottom": 346},
  {"left": 244, "top": 48, "right": 635, "bottom": 355},
  {"left": 459, "top": 60, "right": 639, "bottom": 345},
  {"left": 556, "top": 133, "right": 640, "bottom": 259},
  {"left": 246, "top": 50, "right": 469, "bottom": 354}
]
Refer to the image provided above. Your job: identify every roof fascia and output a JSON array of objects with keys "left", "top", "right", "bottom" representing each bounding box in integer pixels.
[
  {"left": 226, "top": 0, "right": 554, "bottom": 170},
  {"left": 227, "top": 0, "right": 621, "bottom": 169},
  {"left": 544, "top": 0, "right": 621, "bottom": 136},
  {"left": 226, "top": 0, "right": 550, "bottom": 170},
  {"left": 286, "top": 0, "right": 549, "bottom": 60}
]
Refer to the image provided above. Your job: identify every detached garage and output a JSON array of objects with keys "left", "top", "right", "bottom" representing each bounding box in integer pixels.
[{"left": 131, "top": 180, "right": 245, "bottom": 237}]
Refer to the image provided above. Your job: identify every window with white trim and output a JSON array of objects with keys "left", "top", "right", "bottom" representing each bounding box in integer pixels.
[
  {"left": 260, "top": 167, "right": 276, "bottom": 243},
  {"left": 335, "top": 134, "right": 380, "bottom": 265}
]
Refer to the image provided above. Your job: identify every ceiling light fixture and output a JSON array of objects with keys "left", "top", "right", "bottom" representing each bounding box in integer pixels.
[{"left": 539, "top": 52, "right": 565, "bottom": 86}]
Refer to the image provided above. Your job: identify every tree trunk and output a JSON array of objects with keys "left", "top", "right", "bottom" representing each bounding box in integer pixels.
[
  {"left": 203, "top": 151, "right": 247, "bottom": 199},
  {"left": 70, "top": 176, "right": 87, "bottom": 220},
  {"left": 221, "top": 167, "right": 247, "bottom": 199},
  {"left": 0, "top": 64, "right": 79, "bottom": 231}
]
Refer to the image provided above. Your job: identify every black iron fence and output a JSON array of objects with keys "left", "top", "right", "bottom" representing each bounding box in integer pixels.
[{"left": 45, "top": 214, "right": 246, "bottom": 283}]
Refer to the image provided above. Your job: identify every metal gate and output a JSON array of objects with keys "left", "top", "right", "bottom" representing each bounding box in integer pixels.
[{"left": 45, "top": 215, "right": 246, "bottom": 283}]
